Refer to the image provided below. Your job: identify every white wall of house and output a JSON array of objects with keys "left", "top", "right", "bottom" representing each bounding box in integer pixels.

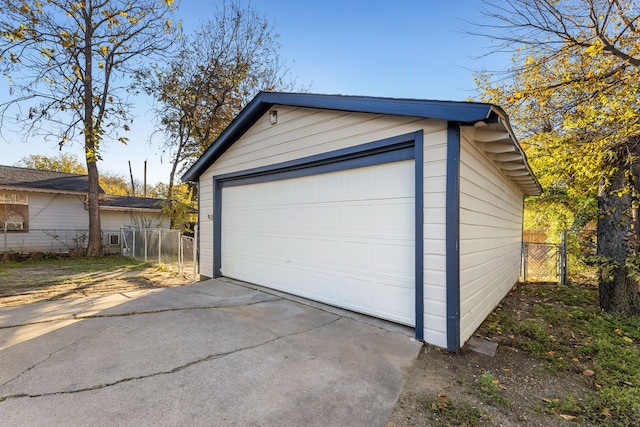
[
  {"left": 28, "top": 192, "right": 88, "bottom": 229},
  {"left": 0, "top": 191, "right": 167, "bottom": 254},
  {"left": 197, "top": 105, "right": 450, "bottom": 348},
  {"left": 458, "top": 127, "right": 524, "bottom": 345},
  {"left": 101, "top": 210, "right": 165, "bottom": 230}
]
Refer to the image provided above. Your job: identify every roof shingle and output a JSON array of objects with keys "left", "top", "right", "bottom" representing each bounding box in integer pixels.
[{"left": 0, "top": 165, "right": 103, "bottom": 193}]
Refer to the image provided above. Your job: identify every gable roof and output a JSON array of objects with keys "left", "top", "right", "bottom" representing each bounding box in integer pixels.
[
  {"left": 182, "top": 92, "right": 507, "bottom": 183},
  {"left": 0, "top": 165, "right": 169, "bottom": 212},
  {"left": 180, "top": 92, "right": 541, "bottom": 195},
  {"left": 0, "top": 165, "right": 103, "bottom": 195}
]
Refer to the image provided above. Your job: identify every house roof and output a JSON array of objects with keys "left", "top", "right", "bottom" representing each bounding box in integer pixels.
[
  {"left": 99, "top": 195, "right": 164, "bottom": 212},
  {"left": 0, "top": 165, "right": 104, "bottom": 195},
  {"left": 180, "top": 91, "right": 541, "bottom": 195},
  {"left": 0, "top": 165, "right": 169, "bottom": 212}
]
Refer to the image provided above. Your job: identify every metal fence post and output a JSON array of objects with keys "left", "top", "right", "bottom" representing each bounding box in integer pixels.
[
  {"left": 193, "top": 224, "right": 198, "bottom": 280},
  {"left": 523, "top": 242, "right": 528, "bottom": 282},
  {"left": 178, "top": 231, "right": 183, "bottom": 275},
  {"left": 158, "top": 228, "right": 162, "bottom": 265},
  {"left": 560, "top": 229, "right": 568, "bottom": 285}
]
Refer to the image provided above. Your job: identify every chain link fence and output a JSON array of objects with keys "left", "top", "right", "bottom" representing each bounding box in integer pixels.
[
  {"left": 2, "top": 227, "right": 199, "bottom": 280},
  {"left": 522, "top": 228, "right": 597, "bottom": 284},
  {"left": 120, "top": 227, "right": 198, "bottom": 279},
  {"left": 1, "top": 228, "right": 122, "bottom": 255},
  {"left": 521, "top": 242, "right": 562, "bottom": 282}
]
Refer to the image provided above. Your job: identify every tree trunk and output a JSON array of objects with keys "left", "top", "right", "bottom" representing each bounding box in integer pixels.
[
  {"left": 597, "top": 142, "right": 640, "bottom": 315},
  {"left": 167, "top": 158, "right": 178, "bottom": 230},
  {"left": 83, "top": 12, "right": 102, "bottom": 257},
  {"left": 86, "top": 159, "right": 103, "bottom": 257}
]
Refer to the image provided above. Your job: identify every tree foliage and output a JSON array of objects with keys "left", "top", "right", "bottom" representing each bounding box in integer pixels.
[
  {"left": 140, "top": 0, "right": 296, "bottom": 228},
  {"left": 475, "top": 0, "right": 640, "bottom": 315},
  {"left": 0, "top": 0, "right": 178, "bottom": 256},
  {"left": 17, "top": 153, "right": 86, "bottom": 174},
  {"left": 16, "top": 153, "right": 135, "bottom": 195}
]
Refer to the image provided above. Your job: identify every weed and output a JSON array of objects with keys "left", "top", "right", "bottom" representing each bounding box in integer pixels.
[
  {"left": 475, "top": 372, "right": 509, "bottom": 407},
  {"left": 493, "top": 281, "right": 640, "bottom": 425},
  {"left": 421, "top": 393, "right": 487, "bottom": 426}
]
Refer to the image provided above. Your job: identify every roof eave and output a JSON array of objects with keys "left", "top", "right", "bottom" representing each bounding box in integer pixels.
[
  {"left": 99, "top": 206, "right": 163, "bottom": 213},
  {"left": 0, "top": 185, "right": 89, "bottom": 196}
]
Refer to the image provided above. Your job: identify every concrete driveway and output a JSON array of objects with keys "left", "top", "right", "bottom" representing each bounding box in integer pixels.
[{"left": 0, "top": 279, "right": 422, "bottom": 426}]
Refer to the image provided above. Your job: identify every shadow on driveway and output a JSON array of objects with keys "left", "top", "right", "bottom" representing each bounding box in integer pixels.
[{"left": 0, "top": 279, "right": 422, "bottom": 426}]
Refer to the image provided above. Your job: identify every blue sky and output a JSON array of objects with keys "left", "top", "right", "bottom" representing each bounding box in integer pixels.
[{"left": 2, "top": 0, "right": 507, "bottom": 186}]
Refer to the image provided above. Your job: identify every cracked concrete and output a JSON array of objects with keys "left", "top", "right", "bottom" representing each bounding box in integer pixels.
[{"left": 0, "top": 279, "right": 421, "bottom": 426}]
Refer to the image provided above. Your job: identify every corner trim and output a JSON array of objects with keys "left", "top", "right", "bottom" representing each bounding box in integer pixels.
[
  {"left": 414, "top": 133, "right": 424, "bottom": 341},
  {"left": 446, "top": 121, "right": 461, "bottom": 352}
]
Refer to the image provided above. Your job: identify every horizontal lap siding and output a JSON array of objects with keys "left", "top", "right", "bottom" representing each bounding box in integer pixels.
[
  {"left": 199, "top": 179, "right": 214, "bottom": 278},
  {"left": 100, "top": 212, "right": 167, "bottom": 230},
  {"left": 458, "top": 129, "right": 524, "bottom": 345},
  {"left": 423, "top": 131, "right": 448, "bottom": 348},
  {"left": 197, "top": 106, "right": 448, "bottom": 348},
  {"left": 28, "top": 193, "right": 88, "bottom": 229}
]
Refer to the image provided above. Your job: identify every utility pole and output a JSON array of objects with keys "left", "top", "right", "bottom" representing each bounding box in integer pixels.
[{"left": 128, "top": 161, "right": 136, "bottom": 197}]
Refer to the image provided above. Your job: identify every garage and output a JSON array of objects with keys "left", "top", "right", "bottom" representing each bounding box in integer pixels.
[
  {"left": 220, "top": 160, "right": 416, "bottom": 325},
  {"left": 182, "top": 91, "right": 541, "bottom": 351}
]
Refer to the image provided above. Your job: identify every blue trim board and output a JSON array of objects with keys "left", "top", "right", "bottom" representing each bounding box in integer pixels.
[
  {"left": 182, "top": 92, "right": 500, "bottom": 182},
  {"left": 446, "top": 122, "right": 461, "bottom": 352},
  {"left": 212, "top": 131, "right": 425, "bottom": 338},
  {"left": 413, "top": 133, "right": 424, "bottom": 341}
]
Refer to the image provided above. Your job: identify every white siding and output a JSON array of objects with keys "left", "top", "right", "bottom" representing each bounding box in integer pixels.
[
  {"left": 0, "top": 191, "right": 169, "bottom": 254},
  {"left": 458, "top": 128, "right": 524, "bottom": 345},
  {"left": 197, "top": 105, "right": 449, "bottom": 347},
  {"left": 101, "top": 211, "right": 166, "bottom": 230},
  {"left": 422, "top": 130, "right": 448, "bottom": 348},
  {"left": 28, "top": 193, "right": 88, "bottom": 229}
]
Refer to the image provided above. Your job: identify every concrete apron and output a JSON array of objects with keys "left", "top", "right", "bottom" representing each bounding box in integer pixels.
[{"left": 0, "top": 279, "right": 422, "bottom": 426}]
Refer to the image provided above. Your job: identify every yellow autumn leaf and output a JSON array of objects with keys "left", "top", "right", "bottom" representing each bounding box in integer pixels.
[
  {"left": 559, "top": 414, "right": 577, "bottom": 421},
  {"left": 623, "top": 336, "right": 633, "bottom": 343}
]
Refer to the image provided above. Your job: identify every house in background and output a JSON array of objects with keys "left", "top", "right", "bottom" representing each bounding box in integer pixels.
[
  {"left": 0, "top": 165, "right": 168, "bottom": 254},
  {"left": 182, "top": 92, "right": 541, "bottom": 351}
]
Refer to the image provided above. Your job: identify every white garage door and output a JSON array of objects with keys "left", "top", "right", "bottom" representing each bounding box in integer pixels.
[{"left": 221, "top": 160, "right": 415, "bottom": 326}]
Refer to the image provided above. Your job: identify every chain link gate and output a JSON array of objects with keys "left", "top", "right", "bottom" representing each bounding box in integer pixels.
[
  {"left": 522, "top": 241, "right": 564, "bottom": 283},
  {"left": 522, "top": 228, "right": 596, "bottom": 284}
]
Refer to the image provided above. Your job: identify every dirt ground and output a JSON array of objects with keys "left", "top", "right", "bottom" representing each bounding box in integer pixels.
[
  {"left": 0, "top": 262, "right": 194, "bottom": 307},
  {"left": 387, "top": 343, "right": 591, "bottom": 426},
  {"left": 387, "top": 286, "right": 595, "bottom": 427}
]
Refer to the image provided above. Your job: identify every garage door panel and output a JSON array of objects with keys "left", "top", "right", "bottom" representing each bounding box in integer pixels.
[
  {"left": 345, "top": 168, "right": 376, "bottom": 197},
  {"left": 289, "top": 237, "right": 313, "bottom": 263},
  {"left": 343, "top": 203, "right": 375, "bottom": 232},
  {"left": 379, "top": 201, "right": 414, "bottom": 236},
  {"left": 375, "top": 242, "right": 414, "bottom": 277},
  {"left": 313, "top": 271, "right": 341, "bottom": 301},
  {"left": 341, "top": 240, "right": 373, "bottom": 270},
  {"left": 315, "top": 206, "right": 341, "bottom": 232},
  {"left": 268, "top": 207, "right": 289, "bottom": 230},
  {"left": 291, "top": 207, "right": 313, "bottom": 231},
  {"left": 221, "top": 160, "right": 415, "bottom": 326}
]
